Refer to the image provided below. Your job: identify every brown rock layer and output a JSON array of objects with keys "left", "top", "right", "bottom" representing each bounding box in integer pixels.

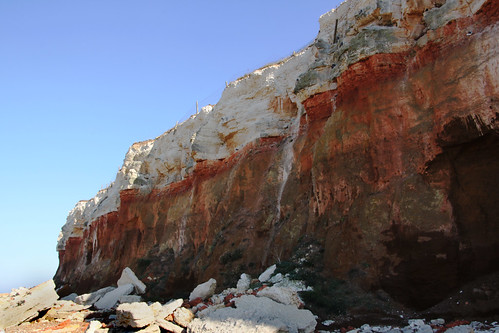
[{"left": 55, "top": 0, "right": 499, "bottom": 310}]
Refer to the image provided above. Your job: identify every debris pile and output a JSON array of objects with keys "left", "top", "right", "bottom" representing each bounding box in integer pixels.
[{"left": 2, "top": 267, "right": 498, "bottom": 333}]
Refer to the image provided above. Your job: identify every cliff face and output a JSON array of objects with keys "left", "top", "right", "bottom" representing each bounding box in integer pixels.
[{"left": 55, "top": 0, "right": 499, "bottom": 310}]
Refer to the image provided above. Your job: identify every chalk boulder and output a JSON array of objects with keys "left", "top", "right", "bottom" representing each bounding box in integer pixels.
[
  {"left": 0, "top": 280, "right": 59, "bottom": 329},
  {"left": 119, "top": 295, "right": 142, "bottom": 304},
  {"left": 258, "top": 265, "right": 276, "bottom": 283},
  {"left": 236, "top": 273, "right": 251, "bottom": 293},
  {"left": 94, "top": 284, "right": 134, "bottom": 310},
  {"left": 156, "top": 318, "right": 185, "bottom": 333},
  {"left": 116, "top": 302, "right": 155, "bottom": 328},
  {"left": 257, "top": 286, "right": 303, "bottom": 307},
  {"left": 189, "top": 278, "right": 216, "bottom": 301},
  {"left": 155, "top": 299, "right": 183, "bottom": 319},
  {"left": 117, "top": 267, "right": 146, "bottom": 294},
  {"left": 187, "top": 294, "right": 316, "bottom": 333},
  {"left": 75, "top": 286, "right": 115, "bottom": 306},
  {"left": 173, "top": 307, "right": 194, "bottom": 327}
]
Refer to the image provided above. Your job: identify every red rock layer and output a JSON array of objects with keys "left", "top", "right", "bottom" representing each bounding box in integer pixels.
[{"left": 55, "top": 1, "right": 499, "bottom": 309}]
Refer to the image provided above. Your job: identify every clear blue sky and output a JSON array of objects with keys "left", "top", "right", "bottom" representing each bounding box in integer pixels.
[{"left": 0, "top": 0, "right": 341, "bottom": 293}]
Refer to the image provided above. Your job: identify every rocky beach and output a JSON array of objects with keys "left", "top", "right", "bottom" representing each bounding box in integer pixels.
[
  {"left": 2, "top": 267, "right": 499, "bottom": 332},
  {"left": 2, "top": 0, "right": 499, "bottom": 331}
]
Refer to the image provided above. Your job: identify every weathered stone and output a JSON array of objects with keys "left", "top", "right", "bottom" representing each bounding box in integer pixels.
[
  {"left": 157, "top": 318, "right": 185, "bottom": 333},
  {"left": 137, "top": 324, "right": 161, "bottom": 333},
  {"left": 117, "top": 267, "right": 146, "bottom": 294},
  {"left": 407, "top": 319, "right": 433, "bottom": 333},
  {"left": 94, "top": 284, "right": 134, "bottom": 310},
  {"left": 61, "top": 293, "right": 78, "bottom": 302},
  {"left": 445, "top": 326, "right": 474, "bottom": 333},
  {"left": 258, "top": 265, "right": 276, "bottom": 283},
  {"left": 116, "top": 302, "right": 155, "bottom": 328},
  {"left": 0, "top": 280, "right": 58, "bottom": 329},
  {"left": 189, "top": 279, "right": 216, "bottom": 301},
  {"left": 43, "top": 300, "right": 90, "bottom": 321},
  {"left": 257, "top": 286, "right": 302, "bottom": 307},
  {"left": 187, "top": 295, "right": 316, "bottom": 333},
  {"left": 119, "top": 295, "right": 142, "bottom": 304},
  {"left": 236, "top": 273, "right": 251, "bottom": 293},
  {"left": 430, "top": 319, "right": 445, "bottom": 326},
  {"left": 74, "top": 287, "right": 115, "bottom": 306},
  {"left": 173, "top": 307, "right": 194, "bottom": 328},
  {"left": 151, "top": 299, "right": 183, "bottom": 319},
  {"left": 86, "top": 320, "right": 103, "bottom": 333}
]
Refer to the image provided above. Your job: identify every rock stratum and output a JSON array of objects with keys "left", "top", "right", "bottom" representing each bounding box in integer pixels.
[{"left": 55, "top": 0, "right": 499, "bottom": 315}]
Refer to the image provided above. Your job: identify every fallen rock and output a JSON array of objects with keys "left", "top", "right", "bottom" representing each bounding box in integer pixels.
[
  {"left": 268, "top": 274, "right": 310, "bottom": 292},
  {"left": 157, "top": 318, "right": 185, "bottom": 333},
  {"left": 116, "top": 302, "right": 155, "bottom": 328},
  {"left": 189, "top": 278, "right": 216, "bottom": 301},
  {"left": 268, "top": 273, "right": 284, "bottom": 284},
  {"left": 43, "top": 300, "right": 90, "bottom": 321},
  {"left": 258, "top": 265, "right": 276, "bottom": 283},
  {"left": 137, "top": 324, "right": 161, "bottom": 333},
  {"left": 149, "top": 302, "right": 163, "bottom": 319},
  {"left": 173, "top": 307, "right": 194, "bottom": 327},
  {"left": 257, "top": 286, "right": 302, "bottom": 307},
  {"left": 61, "top": 293, "right": 78, "bottom": 302},
  {"left": 407, "top": 319, "right": 432, "bottom": 333},
  {"left": 94, "top": 284, "right": 134, "bottom": 310},
  {"left": 236, "top": 273, "right": 251, "bottom": 293},
  {"left": 0, "top": 280, "right": 59, "bottom": 329},
  {"left": 158, "top": 299, "right": 183, "bottom": 318},
  {"left": 119, "top": 295, "right": 142, "bottom": 304},
  {"left": 74, "top": 286, "right": 115, "bottom": 306},
  {"left": 445, "top": 325, "right": 474, "bottom": 333},
  {"left": 187, "top": 294, "right": 316, "bottom": 333},
  {"left": 117, "top": 267, "right": 147, "bottom": 294},
  {"left": 430, "top": 319, "right": 445, "bottom": 326},
  {"left": 86, "top": 320, "right": 103, "bottom": 333}
]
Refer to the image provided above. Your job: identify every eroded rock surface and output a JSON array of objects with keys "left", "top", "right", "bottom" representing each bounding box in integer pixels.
[
  {"left": 188, "top": 295, "right": 316, "bottom": 333},
  {"left": 55, "top": 0, "right": 499, "bottom": 314},
  {"left": 0, "top": 280, "right": 58, "bottom": 329}
]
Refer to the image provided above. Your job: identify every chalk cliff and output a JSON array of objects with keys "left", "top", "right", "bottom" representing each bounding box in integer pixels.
[{"left": 55, "top": 0, "right": 499, "bottom": 311}]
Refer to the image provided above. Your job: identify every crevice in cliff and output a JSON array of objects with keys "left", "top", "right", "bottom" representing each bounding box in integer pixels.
[{"left": 262, "top": 103, "right": 305, "bottom": 265}]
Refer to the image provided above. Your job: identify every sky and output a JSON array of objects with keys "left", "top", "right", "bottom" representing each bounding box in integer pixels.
[{"left": 0, "top": 0, "right": 342, "bottom": 293}]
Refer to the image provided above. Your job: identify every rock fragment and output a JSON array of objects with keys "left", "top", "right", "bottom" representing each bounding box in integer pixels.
[
  {"left": 257, "top": 286, "right": 303, "bottom": 307},
  {"left": 86, "top": 320, "right": 103, "bottom": 333},
  {"left": 119, "top": 295, "right": 142, "bottom": 304},
  {"left": 445, "top": 325, "right": 474, "bottom": 333},
  {"left": 43, "top": 300, "right": 90, "bottom": 321},
  {"left": 156, "top": 318, "right": 185, "bottom": 333},
  {"left": 61, "top": 293, "right": 78, "bottom": 302},
  {"left": 236, "top": 273, "right": 251, "bottom": 292},
  {"left": 258, "top": 264, "right": 276, "bottom": 283},
  {"left": 74, "top": 286, "right": 115, "bottom": 306},
  {"left": 116, "top": 302, "right": 155, "bottom": 328},
  {"left": 173, "top": 307, "right": 194, "bottom": 327},
  {"left": 155, "top": 299, "right": 183, "bottom": 319},
  {"left": 189, "top": 278, "right": 216, "bottom": 301},
  {"left": 0, "top": 280, "right": 58, "bottom": 329},
  {"left": 137, "top": 324, "right": 161, "bottom": 333},
  {"left": 187, "top": 294, "right": 316, "bottom": 333},
  {"left": 430, "top": 318, "right": 445, "bottom": 325},
  {"left": 94, "top": 284, "right": 134, "bottom": 310},
  {"left": 117, "top": 267, "right": 147, "bottom": 294}
]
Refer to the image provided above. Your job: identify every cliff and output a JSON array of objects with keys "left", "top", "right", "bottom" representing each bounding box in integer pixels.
[{"left": 55, "top": 0, "right": 499, "bottom": 313}]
